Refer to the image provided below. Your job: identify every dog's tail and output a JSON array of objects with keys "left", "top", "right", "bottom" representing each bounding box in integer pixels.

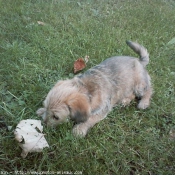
[{"left": 126, "top": 40, "right": 149, "bottom": 67}]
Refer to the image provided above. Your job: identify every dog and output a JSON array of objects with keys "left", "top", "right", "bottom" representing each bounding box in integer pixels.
[{"left": 37, "top": 41, "right": 152, "bottom": 137}]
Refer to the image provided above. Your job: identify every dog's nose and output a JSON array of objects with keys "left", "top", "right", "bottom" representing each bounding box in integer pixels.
[
  {"left": 43, "top": 118, "right": 48, "bottom": 124},
  {"left": 41, "top": 114, "right": 47, "bottom": 122},
  {"left": 41, "top": 117, "right": 48, "bottom": 125}
]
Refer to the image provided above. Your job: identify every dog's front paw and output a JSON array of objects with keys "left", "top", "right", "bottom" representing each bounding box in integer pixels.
[{"left": 72, "top": 124, "right": 88, "bottom": 137}]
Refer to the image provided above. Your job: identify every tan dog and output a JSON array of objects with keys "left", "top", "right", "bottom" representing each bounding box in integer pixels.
[{"left": 37, "top": 41, "right": 152, "bottom": 137}]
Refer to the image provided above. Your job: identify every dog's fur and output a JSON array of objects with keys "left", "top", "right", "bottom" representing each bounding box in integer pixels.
[{"left": 37, "top": 41, "right": 152, "bottom": 137}]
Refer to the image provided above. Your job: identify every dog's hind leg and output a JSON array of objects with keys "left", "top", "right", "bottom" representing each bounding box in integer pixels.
[
  {"left": 135, "top": 71, "right": 152, "bottom": 109},
  {"left": 137, "top": 87, "right": 152, "bottom": 109}
]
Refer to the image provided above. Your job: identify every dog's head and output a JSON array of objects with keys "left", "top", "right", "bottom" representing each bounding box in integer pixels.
[{"left": 36, "top": 80, "right": 91, "bottom": 127}]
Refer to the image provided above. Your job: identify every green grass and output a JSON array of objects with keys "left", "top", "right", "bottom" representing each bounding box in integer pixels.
[{"left": 1, "top": 0, "right": 175, "bottom": 174}]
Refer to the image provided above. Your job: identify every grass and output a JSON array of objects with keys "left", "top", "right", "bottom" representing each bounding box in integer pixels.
[{"left": 0, "top": 0, "right": 175, "bottom": 174}]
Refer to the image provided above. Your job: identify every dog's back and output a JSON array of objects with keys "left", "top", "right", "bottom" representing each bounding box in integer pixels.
[
  {"left": 85, "top": 41, "right": 149, "bottom": 78},
  {"left": 77, "top": 41, "right": 151, "bottom": 107}
]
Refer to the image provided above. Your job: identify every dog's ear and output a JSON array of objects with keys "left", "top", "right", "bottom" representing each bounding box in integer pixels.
[
  {"left": 66, "top": 93, "right": 90, "bottom": 123},
  {"left": 36, "top": 108, "right": 46, "bottom": 116}
]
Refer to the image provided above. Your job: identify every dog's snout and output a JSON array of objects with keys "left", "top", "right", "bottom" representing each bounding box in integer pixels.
[
  {"left": 40, "top": 115, "right": 48, "bottom": 125},
  {"left": 43, "top": 119, "right": 47, "bottom": 124}
]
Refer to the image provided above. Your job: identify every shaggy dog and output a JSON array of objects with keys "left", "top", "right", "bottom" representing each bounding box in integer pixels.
[{"left": 37, "top": 41, "right": 152, "bottom": 137}]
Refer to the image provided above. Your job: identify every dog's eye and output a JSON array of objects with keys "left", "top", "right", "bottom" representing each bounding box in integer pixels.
[{"left": 53, "top": 115, "right": 59, "bottom": 120}]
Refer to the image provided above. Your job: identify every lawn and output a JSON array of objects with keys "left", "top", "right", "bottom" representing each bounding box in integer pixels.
[{"left": 0, "top": 0, "right": 175, "bottom": 174}]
